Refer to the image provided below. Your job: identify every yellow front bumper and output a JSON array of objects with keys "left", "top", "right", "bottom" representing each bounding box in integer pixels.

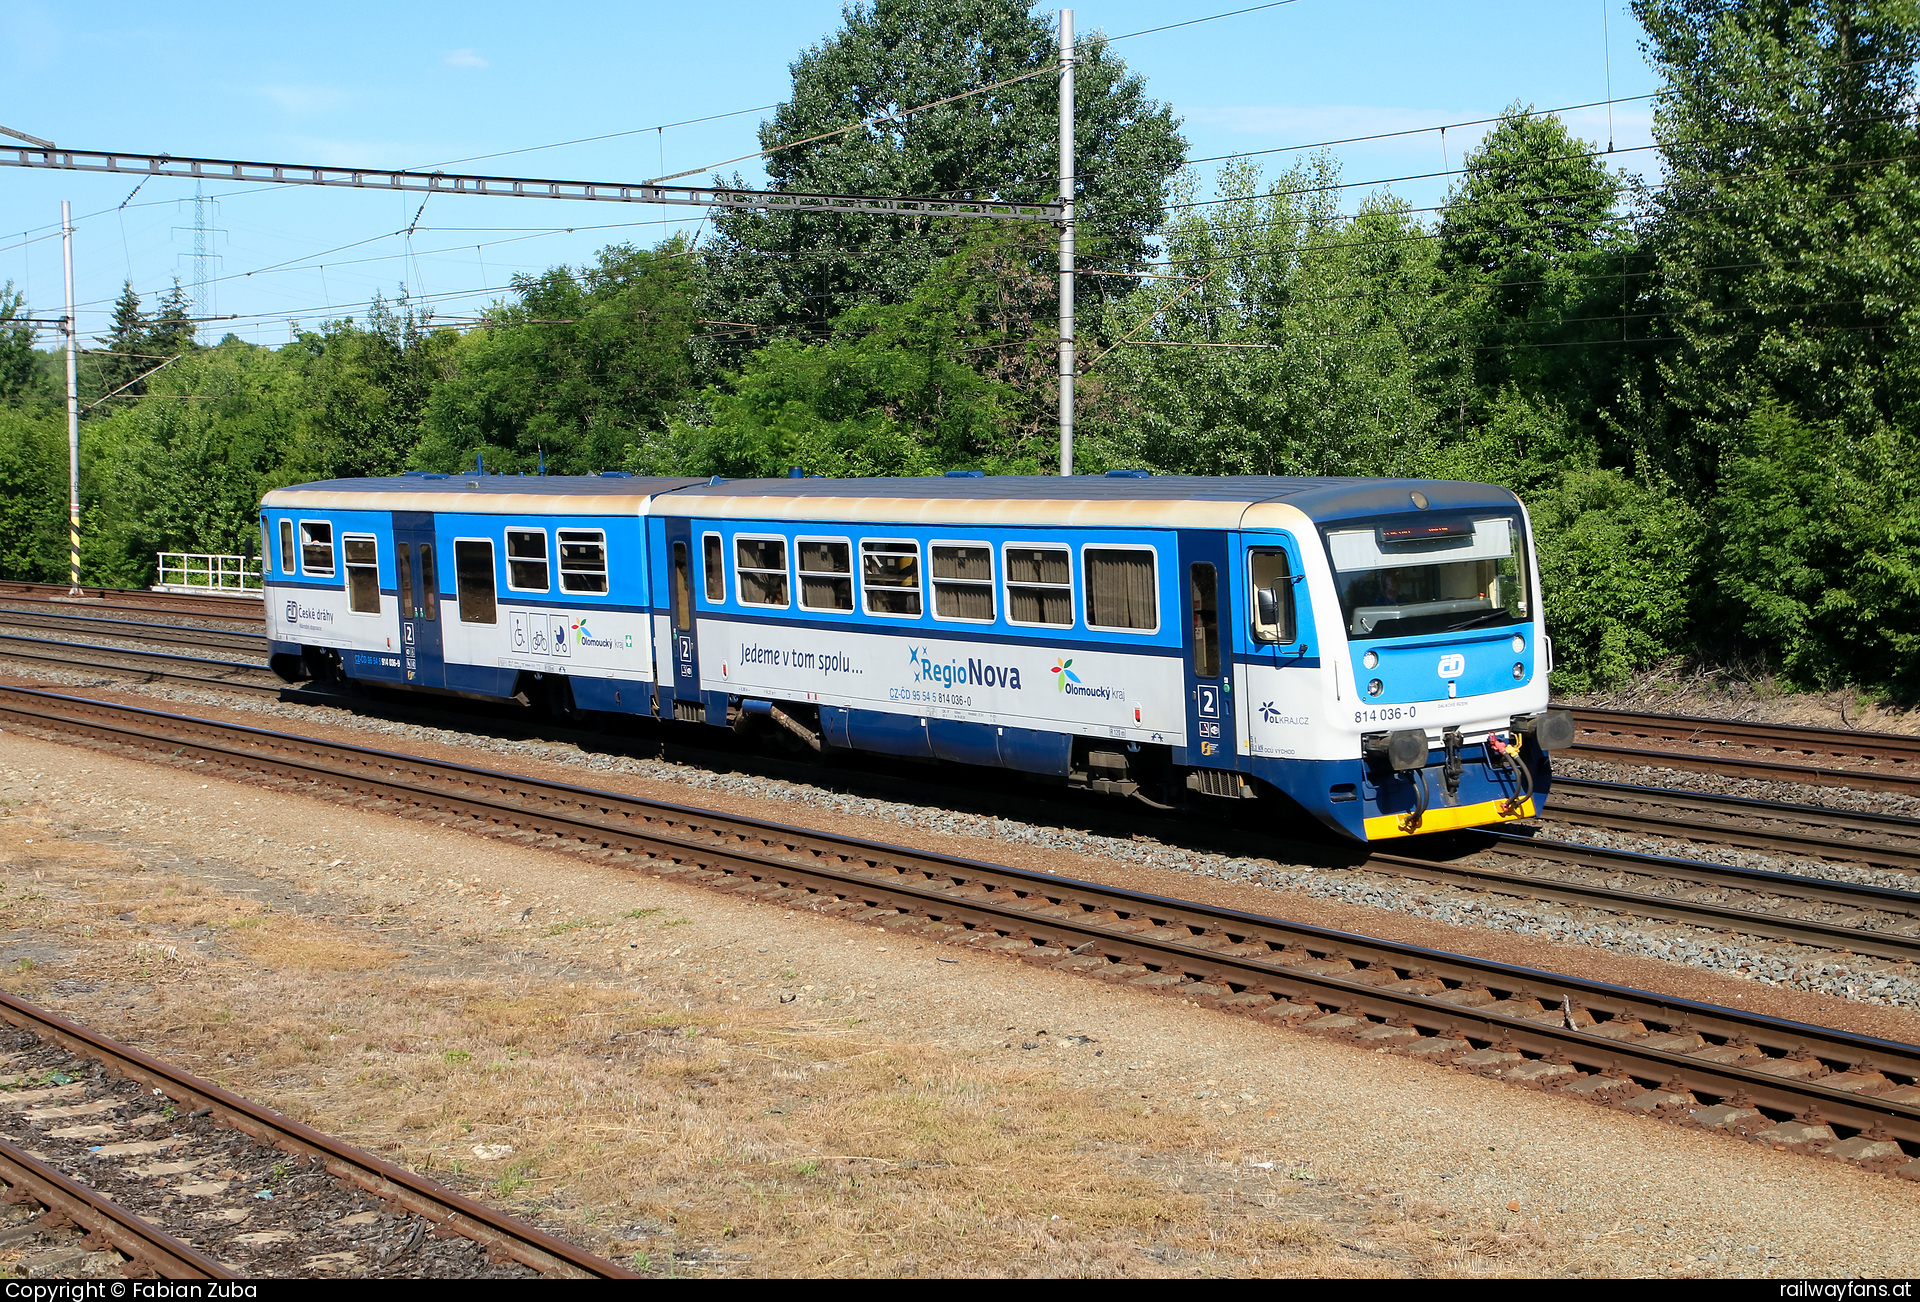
[{"left": 1363, "top": 795, "right": 1536, "bottom": 841}]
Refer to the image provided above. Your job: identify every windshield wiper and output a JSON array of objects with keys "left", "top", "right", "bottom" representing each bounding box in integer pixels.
[{"left": 1443, "top": 610, "right": 1514, "bottom": 633}]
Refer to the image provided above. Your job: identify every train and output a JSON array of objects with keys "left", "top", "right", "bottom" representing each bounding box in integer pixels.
[{"left": 258, "top": 470, "right": 1574, "bottom": 843}]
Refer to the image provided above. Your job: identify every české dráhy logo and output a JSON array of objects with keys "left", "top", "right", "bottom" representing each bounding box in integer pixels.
[{"left": 1437, "top": 653, "right": 1465, "bottom": 678}]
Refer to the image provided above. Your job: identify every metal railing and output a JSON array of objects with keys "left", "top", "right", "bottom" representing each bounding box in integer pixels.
[{"left": 152, "top": 552, "right": 264, "bottom": 596}]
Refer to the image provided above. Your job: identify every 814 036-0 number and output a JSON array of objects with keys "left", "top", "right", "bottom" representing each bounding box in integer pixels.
[{"left": 1353, "top": 705, "right": 1418, "bottom": 724}]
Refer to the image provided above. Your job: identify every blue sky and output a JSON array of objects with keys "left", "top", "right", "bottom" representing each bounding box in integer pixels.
[{"left": 0, "top": 1, "right": 1661, "bottom": 348}]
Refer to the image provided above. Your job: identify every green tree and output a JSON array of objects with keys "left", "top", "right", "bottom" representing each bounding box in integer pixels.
[
  {"left": 1436, "top": 106, "right": 1637, "bottom": 451},
  {"left": 420, "top": 241, "right": 699, "bottom": 474},
  {"left": 1095, "top": 157, "right": 1450, "bottom": 477},
  {"left": 0, "top": 282, "right": 37, "bottom": 404},
  {"left": 147, "top": 279, "right": 198, "bottom": 358},
  {"left": 287, "top": 293, "right": 453, "bottom": 479},
  {"left": 1636, "top": 0, "right": 1920, "bottom": 487},
  {"left": 0, "top": 409, "right": 66, "bottom": 579},
  {"left": 641, "top": 226, "right": 1066, "bottom": 477},
  {"left": 699, "top": 0, "right": 1184, "bottom": 362},
  {"left": 92, "top": 281, "right": 151, "bottom": 404},
  {"left": 1714, "top": 404, "right": 1920, "bottom": 695}
]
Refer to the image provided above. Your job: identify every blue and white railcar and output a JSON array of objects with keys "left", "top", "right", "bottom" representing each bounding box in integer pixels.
[
  {"left": 259, "top": 472, "right": 700, "bottom": 713},
  {"left": 257, "top": 471, "right": 1572, "bottom": 843}
]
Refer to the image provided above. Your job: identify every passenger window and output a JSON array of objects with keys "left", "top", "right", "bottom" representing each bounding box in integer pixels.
[
  {"left": 1249, "top": 548, "right": 1296, "bottom": 644},
  {"left": 278, "top": 519, "right": 295, "bottom": 575},
  {"left": 703, "top": 533, "right": 724, "bottom": 603},
  {"left": 798, "top": 539, "right": 854, "bottom": 612},
  {"left": 558, "top": 529, "right": 608, "bottom": 594},
  {"left": 454, "top": 539, "right": 496, "bottom": 624},
  {"left": 418, "top": 544, "right": 438, "bottom": 622},
  {"left": 735, "top": 537, "right": 788, "bottom": 607},
  {"left": 932, "top": 545, "right": 994, "bottom": 622},
  {"left": 1084, "top": 548, "right": 1157, "bottom": 631},
  {"left": 862, "top": 540, "right": 921, "bottom": 617},
  {"left": 344, "top": 535, "right": 380, "bottom": 614},
  {"left": 299, "top": 521, "right": 334, "bottom": 576},
  {"left": 396, "top": 544, "right": 415, "bottom": 619},
  {"left": 506, "top": 529, "right": 549, "bottom": 591},
  {"left": 1004, "top": 546, "right": 1072, "bottom": 626}
]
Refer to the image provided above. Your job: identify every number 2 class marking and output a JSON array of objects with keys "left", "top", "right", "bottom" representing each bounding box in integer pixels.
[{"left": 1198, "top": 686, "right": 1220, "bottom": 718}]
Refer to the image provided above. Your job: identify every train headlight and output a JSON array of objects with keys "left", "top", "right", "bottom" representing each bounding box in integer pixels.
[
  {"left": 1362, "top": 651, "right": 1378, "bottom": 669},
  {"left": 1511, "top": 634, "right": 1525, "bottom": 653},
  {"left": 1513, "top": 662, "right": 1525, "bottom": 680},
  {"left": 1367, "top": 678, "right": 1383, "bottom": 697}
]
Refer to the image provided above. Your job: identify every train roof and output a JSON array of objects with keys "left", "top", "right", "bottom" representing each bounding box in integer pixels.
[
  {"left": 262, "top": 472, "right": 1521, "bottom": 529},
  {"left": 655, "top": 474, "right": 1521, "bottom": 530},
  {"left": 262, "top": 473, "right": 706, "bottom": 515}
]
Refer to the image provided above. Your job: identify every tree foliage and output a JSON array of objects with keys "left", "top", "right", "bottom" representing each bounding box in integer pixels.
[{"left": 699, "top": 0, "right": 1184, "bottom": 362}]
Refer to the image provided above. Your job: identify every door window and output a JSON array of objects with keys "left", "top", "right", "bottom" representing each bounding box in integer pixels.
[
  {"left": 1189, "top": 563, "right": 1219, "bottom": 677},
  {"left": 455, "top": 540, "right": 496, "bottom": 624},
  {"left": 396, "top": 544, "right": 415, "bottom": 619},
  {"left": 278, "top": 519, "right": 295, "bottom": 575},
  {"left": 672, "top": 542, "right": 692, "bottom": 628},
  {"left": 1248, "top": 548, "right": 1296, "bottom": 644},
  {"left": 418, "top": 544, "right": 438, "bottom": 621}
]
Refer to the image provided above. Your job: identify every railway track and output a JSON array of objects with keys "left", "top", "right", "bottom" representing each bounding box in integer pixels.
[
  {"left": 0, "top": 991, "right": 637, "bottom": 1278},
  {"left": 5, "top": 634, "right": 1918, "bottom": 962},
  {"left": 3, "top": 685, "right": 1916, "bottom": 1178},
  {"left": 1383, "top": 832, "right": 1920, "bottom": 964},
  {"left": 0, "top": 608, "right": 268, "bottom": 656},
  {"left": 0, "top": 634, "right": 280, "bottom": 695},
  {"left": 0, "top": 581, "right": 263, "bottom": 624},
  {"left": 1570, "top": 706, "right": 1920, "bottom": 795},
  {"left": 1542, "top": 777, "right": 1920, "bottom": 874}
]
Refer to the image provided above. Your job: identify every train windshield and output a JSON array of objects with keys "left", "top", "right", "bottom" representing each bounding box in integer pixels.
[{"left": 1322, "top": 511, "right": 1531, "bottom": 638}]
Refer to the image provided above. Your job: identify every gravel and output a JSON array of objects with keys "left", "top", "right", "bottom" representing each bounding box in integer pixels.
[
  {"left": 1553, "top": 754, "right": 1920, "bottom": 819},
  {"left": 12, "top": 663, "right": 1920, "bottom": 1017}
]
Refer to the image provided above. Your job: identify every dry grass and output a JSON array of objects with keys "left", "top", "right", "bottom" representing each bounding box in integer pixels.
[{"left": 0, "top": 773, "right": 1593, "bottom": 1278}]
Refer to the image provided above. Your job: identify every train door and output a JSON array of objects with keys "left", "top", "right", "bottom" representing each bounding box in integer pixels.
[
  {"left": 1234, "top": 530, "right": 1307, "bottom": 745},
  {"left": 391, "top": 511, "right": 445, "bottom": 690},
  {"left": 1178, "top": 530, "right": 1236, "bottom": 771},
  {"left": 663, "top": 518, "right": 701, "bottom": 717}
]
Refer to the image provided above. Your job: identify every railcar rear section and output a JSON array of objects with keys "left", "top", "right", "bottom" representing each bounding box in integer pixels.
[{"left": 258, "top": 471, "right": 1572, "bottom": 843}]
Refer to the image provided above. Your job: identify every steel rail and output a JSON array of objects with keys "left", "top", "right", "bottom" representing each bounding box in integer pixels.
[
  {"left": 0, "top": 991, "right": 638, "bottom": 1279},
  {"left": 8, "top": 624, "right": 1918, "bottom": 961},
  {"left": 0, "top": 609, "right": 268, "bottom": 654},
  {"left": 1571, "top": 707, "right": 1920, "bottom": 794},
  {"left": 0, "top": 1137, "right": 235, "bottom": 1279},
  {"left": 0, "top": 581, "right": 264, "bottom": 622},
  {"left": 0, "top": 635, "right": 281, "bottom": 694},
  {"left": 3, "top": 685, "right": 1917, "bottom": 1164},
  {"left": 1543, "top": 777, "right": 1920, "bottom": 874},
  {"left": 1374, "top": 834, "right": 1920, "bottom": 964}
]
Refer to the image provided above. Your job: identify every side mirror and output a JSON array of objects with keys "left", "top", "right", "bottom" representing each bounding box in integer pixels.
[
  {"left": 1256, "top": 586, "right": 1279, "bottom": 628},
  {"left": 1255, "top": 585, "right": 1298, "bottom": 645}
]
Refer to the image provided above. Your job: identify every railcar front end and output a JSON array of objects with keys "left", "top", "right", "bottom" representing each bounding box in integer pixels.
[{"left": 1241, "top": 482, "right": 1571, "bottom": 842}]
